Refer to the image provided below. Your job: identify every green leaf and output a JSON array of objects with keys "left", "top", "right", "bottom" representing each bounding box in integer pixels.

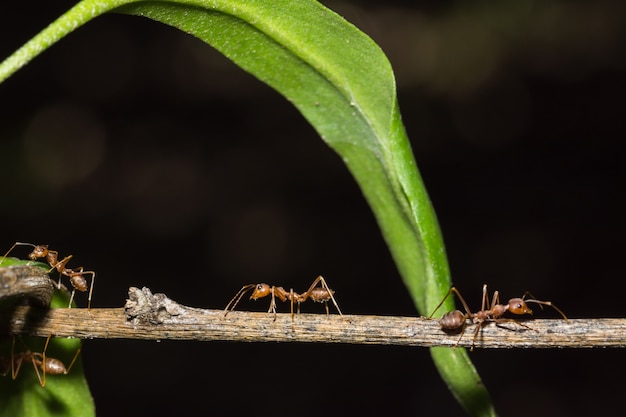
[
  {"left": 0, "top": 1, "right": 496, "bottom": 415},
  {"left": 0, "top": 257, "right": 50, "bottom": 271},
  {"left": 0, "top": 290, "right": 94, "bottom": 417},
  {"left": 0, "top": 337, "right": 92, "bottom": 417}
]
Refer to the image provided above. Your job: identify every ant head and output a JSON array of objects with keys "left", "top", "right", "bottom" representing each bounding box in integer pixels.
[
  {"left": 28, "top": 245, "right": 49, "bottom": 260},
  {"left": 507, "top": 298, "right": 533, "bottom": 315},
  {"left": 250, "top": 283, "right": 272, "bottom": 300}
]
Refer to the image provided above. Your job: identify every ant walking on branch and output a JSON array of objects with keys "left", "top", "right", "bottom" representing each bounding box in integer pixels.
[
  {"left": 429, "top": 284, "right": 568, "bottom": 350},
  {"left": 0, "top": 336, "right": 82, "bottom": 388},
  {"left": 2, "top": 242, "right": 96, "bottom": 309},
  {"left": 224, "top": 275, "right": 343, "bottom": 320}
]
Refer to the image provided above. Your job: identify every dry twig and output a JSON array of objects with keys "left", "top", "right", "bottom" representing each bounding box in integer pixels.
[
  {"left": 0, "top": 286, "right": 624, "bottom": 349},
  {"left": 1, "top": 266, "right": 624, "bottom": 348}
]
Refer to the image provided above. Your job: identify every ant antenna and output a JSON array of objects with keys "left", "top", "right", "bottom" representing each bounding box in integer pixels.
[{"left": 224, "top": 284, "right": 258, "bottom": 316}]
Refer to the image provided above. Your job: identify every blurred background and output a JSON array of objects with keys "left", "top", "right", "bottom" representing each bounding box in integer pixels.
[{"left": 1, "top": 0, "right": 625, "bottom": 415}]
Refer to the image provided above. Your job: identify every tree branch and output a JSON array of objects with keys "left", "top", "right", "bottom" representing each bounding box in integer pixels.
[
  {"left": 0, "top": 286, "right": 624, "bottom": 348},
  {"left": 0, "top": 265, "right": 54, "bottom": 307}
]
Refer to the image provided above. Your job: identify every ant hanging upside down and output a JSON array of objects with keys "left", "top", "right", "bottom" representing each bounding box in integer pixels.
[
  {"left": 224, "top": 275, "right": 342, "bottom": 320},
  {"left": 429, "top": 284, "right": 568, "bottom": 350},
  {"left": 2, "top": 242, "right": 96, "bottom": 309},
  {"left": 0, "top": 335, "right": 81, "bottom": 388}
]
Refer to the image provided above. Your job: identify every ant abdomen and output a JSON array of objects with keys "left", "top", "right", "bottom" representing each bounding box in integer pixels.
[
  {"left": 70, "top": 275, "right": 88, "bottom": 292},
  {"left": 43, "top": 357, "right": 68, "bottom": 375},
  {"left": 438, "top": 310, "right": 466, "bottom": 331},
  {"left": 309, "top": 286, "right": 334, "bottom": 303}
]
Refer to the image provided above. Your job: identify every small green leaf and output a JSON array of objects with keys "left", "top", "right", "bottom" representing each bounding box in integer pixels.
[
  {"left": 0, "top": 257, "right": 50, "bottom": 271},
  {"left": 0, "top": 290, "right": 94, "bottom": 417}
]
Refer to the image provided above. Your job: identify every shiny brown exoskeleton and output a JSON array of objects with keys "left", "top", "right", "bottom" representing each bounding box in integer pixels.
[
  {"left": 224, "top": 275, "right": 342, "bottom": 320},
  {"left": 430, "top": 284, "right": 568, "bottom": 350},
  {"left": 2, "top": 242, "right": 95, "bottom": 309},
  {"left": 0, "top": 336, "right": 81, "bottom": 387}
]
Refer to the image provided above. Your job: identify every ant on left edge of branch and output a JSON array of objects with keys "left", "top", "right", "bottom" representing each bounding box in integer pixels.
[
  {"left": 429, "top": 284, "right": 568, "bottom": 350},
  {"left": 224, "top": 275, "right": 342, "bottom": 320},
  {"left": 1, "top": 242, "right": 95, "bottom": 309}
]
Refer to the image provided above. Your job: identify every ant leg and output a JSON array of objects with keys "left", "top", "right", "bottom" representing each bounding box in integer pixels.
[
  {"left": 482, "top": 285, "right": 504, "bottom": 312},
  {"left": 11, "top": 336, "right": 46, "bottom": 387},
  {"left": 51, "top": 255, "right": 72, "bottom": 285},
  {"left": 492, "top": 290, "right": 501, "bottom": 308},
  {"left": 30, "top": 354, "right": 45, "bottom": 387},
  {"left": 481, "top": 284, "right": 490, "bottom": 312},
  {"left": 10, "top": 336, "right": 21, "bottom": 380},
  {"left": 39, "top": 335, "right": 54, "bottom": 387},
  {"left": 64, "top": 341, "right": 82, "bottom": 375},
  {"left": 430, "top": 287, "right": 473, "bottom": 319},
  {"left": 470, "top": 321, "right": 484, "bottom": 351},
  {"left": 68, "top": 290, "right": 77, "bottom": 308},
  {"left": 269, "top": 287, "right": 278, "bottom": 321},
  {"left": 449, "top": 288, "right": 468, "bottom": 318},
  {"left": 429, "top": 288, "right": 454, "bottom": 318},
  {"left": 450, "top": 319, "right": 468, "bottom": 349},
  {"left": 86, "top": 272, "right": 95, "bottom": 310},
  {"left": 10, "top": 336, "right": 32, "bottom": 381},
  {"left": 224, "top": 284, "right": 256, "bottom": 316},
  {"left": 317, "top": 276, "right": 342, "bottom": 315}
]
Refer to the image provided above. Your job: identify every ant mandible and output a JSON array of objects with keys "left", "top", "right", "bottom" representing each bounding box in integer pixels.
[
  {"left": 224, "top": 275, "right": 343, "bottom": 320},
  {"left": 0, "top": 335, "right": 81, "bottom": 388},
  {"left": 429, "top": 284, "right": 568, "bottom": 351},
  {"left": 2, "top": 242, "right": 95, "bottom": 309}
]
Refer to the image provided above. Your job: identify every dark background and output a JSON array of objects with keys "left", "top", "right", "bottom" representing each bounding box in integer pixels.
[{"left": 1, "top": 1, "right": 625, "bottom": 415}]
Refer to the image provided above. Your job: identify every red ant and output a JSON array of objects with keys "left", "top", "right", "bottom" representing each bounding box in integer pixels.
[
  {"left": 2, "top": 242, "right": 95, "bottom": 309},
  {"left": 0, "top": 336, "right": 81, "bottom": 387},
  {"left": 429, "top": 284, "right": 568, "bottom": 350},
  {"left": 224, "top": 275, "right": 343, "bottom": 320}
]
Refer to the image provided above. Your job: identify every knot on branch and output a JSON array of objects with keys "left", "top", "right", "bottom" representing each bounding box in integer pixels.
[{"left": 125, "top": 287, "right": 186, "bottom": 325}]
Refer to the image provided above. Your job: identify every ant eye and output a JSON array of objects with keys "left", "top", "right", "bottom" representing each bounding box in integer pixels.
[{"left": 256, "top": 284, "right": 264, "bottom": 290}]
